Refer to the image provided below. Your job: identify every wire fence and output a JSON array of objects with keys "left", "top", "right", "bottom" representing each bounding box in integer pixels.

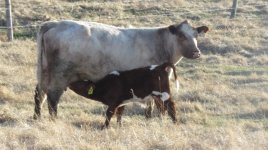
[
  {"left": 0, "top": 25, "right": 39, "bottom": 29},
  {"left": 0, "top": 3, "right": 267, "bottom": 39},
  {"left": 0, "top": 16, "right": 265, "bottom": 30}
]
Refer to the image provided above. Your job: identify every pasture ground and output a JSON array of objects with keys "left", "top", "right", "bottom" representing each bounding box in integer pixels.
[{"left": 0, "top": 0, "right": 268, "bottom": 149}]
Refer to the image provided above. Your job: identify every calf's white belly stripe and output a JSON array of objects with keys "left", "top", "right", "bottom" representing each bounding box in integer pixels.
[
  {"left": 152, "top": 91, "right": 170, "bottom": 101},
  {"left": 109, "top": 71, "right": 120, "bottom": 75},
  {"left": 150, "top": 65, "right": 158, "bottom": 70},
  {"left": 119, "top": 89, "right": 170, "bottom": 108}
]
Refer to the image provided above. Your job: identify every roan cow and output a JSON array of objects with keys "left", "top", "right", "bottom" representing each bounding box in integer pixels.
[
  {"left": 33, "top": 20, "right": 208, "bottom": 119},
  {"left": 69, "top": 62, "right": 177, "bottom": 128}
]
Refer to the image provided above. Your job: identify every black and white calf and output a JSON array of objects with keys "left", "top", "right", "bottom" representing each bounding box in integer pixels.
[{"left": 69, "top": 62, "right": 178, "bottom": 128}]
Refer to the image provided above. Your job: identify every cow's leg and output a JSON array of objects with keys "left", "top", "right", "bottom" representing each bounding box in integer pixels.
[
  {"left": 102, "top": 105, "right": 118, "bottom": 129},
  {"left": 47, "top": 88, "right": 64, "bottom": 120},
  {"left": 33, "top": 84, "right": 47, "bottom": 119},
  {"left": 164, "top": 99, "right": 177, "bottom": 123},
  {"left": 116, "top": 106, "right": 125, "bottom": 126}
]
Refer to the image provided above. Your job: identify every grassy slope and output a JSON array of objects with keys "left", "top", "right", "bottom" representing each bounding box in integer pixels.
[{"left": 0, "top": 0, "right": 268, "bottom": 149}]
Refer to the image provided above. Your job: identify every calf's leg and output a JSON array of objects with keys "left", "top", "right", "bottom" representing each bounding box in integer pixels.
[
  {"left": 102, "top": 105, "right": 118, "bottom": 129},
  {"left": 152, "top": 96, "right": 165, "bottom": 118},
  {"left": 116, "top": 106, "right": 125, "bottom": 126},
  {"left": 164, "top": 99, "right": 177, "bottom": 123}
]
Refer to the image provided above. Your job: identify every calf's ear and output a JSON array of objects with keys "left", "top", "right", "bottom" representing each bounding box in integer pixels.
[
  {"left": 168, "top": 25, "right": 177, "bottom": 35},
  {"left": 165, "top": 66, "right": 171, "bottom": 72},
  {"left": 197, "top": 26, "right": 209, "bottom": 34}
]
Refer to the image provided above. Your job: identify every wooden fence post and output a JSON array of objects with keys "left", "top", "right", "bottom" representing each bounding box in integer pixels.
[
  {"left": 230, "top": 0, "right": 238, "bottom": 19},
  {"left": 5, "top": 0, "right": 13, "bottom": 41}
]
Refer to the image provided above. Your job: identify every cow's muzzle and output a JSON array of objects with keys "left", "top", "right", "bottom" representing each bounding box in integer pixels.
[{"left": 192, "top": 51, "right": 201, "bottom": 59}]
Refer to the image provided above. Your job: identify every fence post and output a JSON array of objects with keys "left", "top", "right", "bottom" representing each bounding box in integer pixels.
[
  {"left": 5, "top": 0, "right": 13, "bottom": 41},
  {"left": 230, "top": 0, "right": 238, "bottom": 19}
]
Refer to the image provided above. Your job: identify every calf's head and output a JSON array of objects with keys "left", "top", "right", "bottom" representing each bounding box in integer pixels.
[{"left": 169, "top": 20, "right": 209, "bottom": 59}]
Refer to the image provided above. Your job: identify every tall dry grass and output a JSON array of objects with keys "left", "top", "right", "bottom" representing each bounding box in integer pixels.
[{"left": 0, "top": 0, "right": 268, "bottom": 149}]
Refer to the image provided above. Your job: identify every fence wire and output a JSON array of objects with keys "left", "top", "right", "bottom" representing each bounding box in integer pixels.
[
  {"left": 0, "top": 15, "right": 266, "bottom": 30},
  {"left": 0, "top": 4, "right": 267, "bottom": 32}
]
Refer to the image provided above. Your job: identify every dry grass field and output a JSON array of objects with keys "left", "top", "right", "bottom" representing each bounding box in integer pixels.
[{"left": 0, "top": 0, "right": 268, "bottom": 149}]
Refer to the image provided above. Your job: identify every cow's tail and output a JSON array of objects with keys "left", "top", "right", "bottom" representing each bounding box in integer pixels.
[
  {"left": 34, "top": 21, "right": 58, "bottom": 119},
  {"left": 36, "top": 21, "right": 58, "bottom": 91},
  {"left": 163, "top": 62, "right": 179, "bottom": 92}
]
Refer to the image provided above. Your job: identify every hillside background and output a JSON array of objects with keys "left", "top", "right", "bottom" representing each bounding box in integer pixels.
[{"left": 0, "top": 0, "right": 268, "bottom": 149}]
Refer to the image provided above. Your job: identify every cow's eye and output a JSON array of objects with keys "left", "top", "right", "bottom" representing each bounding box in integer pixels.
[
  {"left": 194, "top": 31, "right": 198, "bottom": 38},
  {"left": 177, "top": 31, "right": 186, "bottom": 39}
]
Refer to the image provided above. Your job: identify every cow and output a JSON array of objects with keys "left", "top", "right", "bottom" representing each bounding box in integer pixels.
[
  {"left": 33, "top": 20, "right": 209, "bottom": 120},
  {"left": 68, "top": 62, "right": 178, "bottom": 128}
]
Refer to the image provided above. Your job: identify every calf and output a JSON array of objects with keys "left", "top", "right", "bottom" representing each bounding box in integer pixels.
[{"left": 69, "top": 62, "right": 178, "bottom": 128}]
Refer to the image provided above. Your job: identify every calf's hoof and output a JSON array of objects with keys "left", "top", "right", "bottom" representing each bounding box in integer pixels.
[
  {"left": 117, "top": 122, "right": 122, "bottom": 127},
  {"left": 101, "top": 125, "right": 109, "bottom": 130},
  {"left": 145, "top": 112, "right": 152, "bottom": 119},
  {"left": 33, "top": 113, "right": 40, "bottom": 120},
  {"left": 48, "top": 116, "right": 58, "bottom": 122},
  {"left": 172, "top": 119, "right": 178, "bottom": 124}
]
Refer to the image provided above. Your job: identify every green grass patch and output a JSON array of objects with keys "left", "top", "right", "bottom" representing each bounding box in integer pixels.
[{"left": 13, "top": 28, "right": 38, "bottom": 40}]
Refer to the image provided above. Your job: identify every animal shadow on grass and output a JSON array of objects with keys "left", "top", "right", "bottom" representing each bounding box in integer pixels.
[
  {"left": 72, "top": 120, "right": 103, "bottom": 130},
  {"left": 88, "top": 104, "right": 146, "bottom": 117},
  {"left": 0, "top": 113, "right": 17, "bottom": 127},
  {"left": 72, "top": 104, "right": 151, "bottom": 130}
]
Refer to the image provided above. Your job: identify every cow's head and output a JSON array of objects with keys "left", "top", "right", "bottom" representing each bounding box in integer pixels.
[{"left": 168, "top": 20, "right": 209, "bottom": 59}]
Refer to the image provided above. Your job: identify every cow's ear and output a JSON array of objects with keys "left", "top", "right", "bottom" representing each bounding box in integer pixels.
[
  {"left": 168, "top": 25, "right": 177, "bottom": 35},
  {"left": 182, "top": 20, "right": 189, "bottom": 24},
  {"left": 197, "top": 26, "right": 209, "bottom": 34}
]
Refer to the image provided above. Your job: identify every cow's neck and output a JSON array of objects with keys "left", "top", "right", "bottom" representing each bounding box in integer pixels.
[
  {"left": 158, "top": 29, "right": 183, "bottom": 64},
  {"left": 149, "top": 28, "right": 170, "bottom": 64}
]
